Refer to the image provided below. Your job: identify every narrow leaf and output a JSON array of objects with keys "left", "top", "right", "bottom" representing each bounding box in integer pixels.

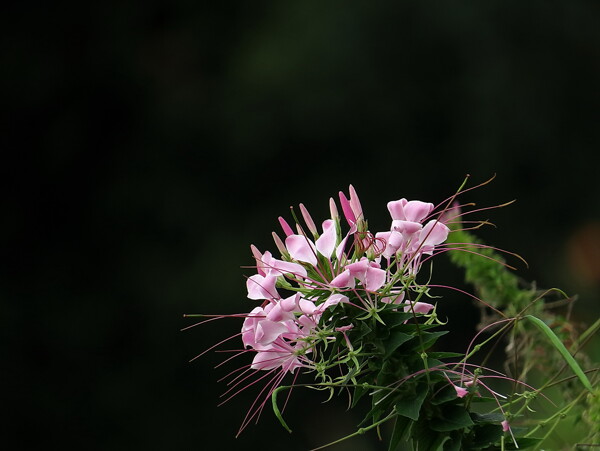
[
  {"left": 388, "top": 415, "right": 412, "bottom": 451},
  {"left": 271, "top": 386, "right": 292, "bottom": 433},
  {"left": 525, "top": 315, "right": 593, "bottom": 392}
]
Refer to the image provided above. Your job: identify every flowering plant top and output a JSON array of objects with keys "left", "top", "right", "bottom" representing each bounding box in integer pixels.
[{"left": 186, "top": 178, "right": 598, "bottom": 450}]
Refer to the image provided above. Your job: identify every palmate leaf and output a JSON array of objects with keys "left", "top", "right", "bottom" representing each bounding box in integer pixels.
[
  {"left": 467, "top": 423, "right": 503, "bottom": 449},
  {"left": 525, "top": 315, "right": 593, "bottom": 392},
  {"left": 430, "top": 385, "right": 461, "bottom": 406},
  {"left": 394, "top": 384, "right": 429, "bottom": 421},
  {"left": 411, "top": 330, "right": 449, "bottom": 352},
  {"left": 384, "top": 331, "right": 414, "bottom": 359},
  {"left": 430, "top": 405, "right": 474, "bottom": 432}
]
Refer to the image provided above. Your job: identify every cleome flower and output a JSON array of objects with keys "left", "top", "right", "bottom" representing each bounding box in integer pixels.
[{"left": 187, "top": 180, "right": 536, "bottom": 443}]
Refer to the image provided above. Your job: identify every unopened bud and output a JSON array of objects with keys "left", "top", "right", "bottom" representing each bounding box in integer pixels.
[
  {"left": 272, "top": 232, "right": 289, "bottom": 258},
  {"left": 278, "top": 216, "right": 294, "bottom": 237},
  {"left": 329, "top": 197, "right": 339, "bottom": 221},
  {"left": 299, "top": 203, "right": 318, "bottom": 237}
]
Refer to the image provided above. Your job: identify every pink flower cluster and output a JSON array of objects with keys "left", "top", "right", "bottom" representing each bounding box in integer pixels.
[{"left": 242, "top": 186, "right": 451, "bottom": 373}]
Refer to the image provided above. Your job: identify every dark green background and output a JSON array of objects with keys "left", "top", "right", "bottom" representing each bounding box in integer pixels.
[{"left": 4, "top": 1, "right": 599, "bottom": 449}]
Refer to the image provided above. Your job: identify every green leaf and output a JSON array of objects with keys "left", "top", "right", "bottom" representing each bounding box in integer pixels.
[
  {"left": 384, "top": 331, "right": 414, "bottom": 358},
  {"left": 469, "top": 423, "right": 503, "bottom": 448},
  {"left": 394, "top": 384, "right": 429, "bottom": 421},
  {"left": 470, "top": 412, "right": 506, "bottom": 424},
  {"left": 430, "top": 405, "right": 474, "bottom": 432},
  {"left": 431, "top": 385, "right": 460, "bottom": 406},
  {"left": 379, "top": 311, "right": 414, "bottom": 328},
  {"left": 388, "top": 415, "right": 413, "bottom": 451},
  {"left": 525, "top": 315, "right": 593, "bottom": 392},
  {"left": 418, "top": 331, "right": 449, "bottom": 351},
  {"left": 350, "top": 382, "right": 369, "bottom": 409},
  {"left": 412, "top": 421, "right": 451, "bottom": 451},
  {"left": 443, "top": 436, "right": 462, "bottom": 451},
  {"left": 271, "top": 386, "right": 292, "bottom": 433}
]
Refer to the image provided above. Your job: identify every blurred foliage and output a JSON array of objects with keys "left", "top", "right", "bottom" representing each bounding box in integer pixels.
[{"left": 2, "top": 0, "right": 599, "bottom": 449}]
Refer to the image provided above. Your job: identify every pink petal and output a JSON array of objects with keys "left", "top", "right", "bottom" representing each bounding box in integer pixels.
[
  {"left": 454, "top": 385, "right": 468, "bottom": 398},
  {"left": 263, "top": 253, "right": 308, "bottom": 278},
  {"left": 246, "top": 274, "right": 278, "bottom": 300},
  {"left": 387, "top": 199, "right": 408, "bottom": 220},
  {"left": 251, "top": 349, "right": 286, "bottom": 370},
  {"left": 403, "top": 301, "right": 434, "bottom": 314},
  {"left": 420, "top": 220, "right": 450, "bottom": 246},
  {"left": 265, "top": 303, "right": 294, "bottom": 322},
  {"left": 381, "top": 291, "right": 405, "bottom": 304},
  {"left": 330, "top": 269, "right": 354, "bottom": 288},
  {"left": 403, "top": 200, "right": 434, "bottom": 223},
  {"left": 255, "top": 320, "right": 288, "bottom": 345},
  {"left": 336, "top": 234, "right": 349, "bottom": 262},
  {"left": 297, "top": 298, "right": 317, "bottom": 315},
  {"left": 387, "top": 199, "right": 433, "bottom": 223},
  {"left": 315, "top": 219, "right": 337, "bottom": 258},
  {"left": 285, "top": 235, "right": 318, "bottom": 266},
  {"left": 297, "top": 314, "right": 317, "bottom": 330},
  {"left": 365, "top": 266, "right": 387, "bottom": 291},
  {"left": 315, "top": 293, "right": 349, "bottom": 315},
  {"left": 391, "top": 220, "right": 422, "bottom": 235},
  {"left": 280, "top": 293, "right": 299, "bottom": 312},
  {"left": 346, "top": 258, "right": 369, "bottom": 275}
]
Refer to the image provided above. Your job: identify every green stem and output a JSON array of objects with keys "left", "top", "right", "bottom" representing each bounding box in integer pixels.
[{"left": 309, "top": 411, "right": 397, "bottom": 451}]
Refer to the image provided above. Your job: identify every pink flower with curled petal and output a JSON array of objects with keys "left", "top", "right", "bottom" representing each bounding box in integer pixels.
[
  {"left": 313, "top": 293, "right": 349, "bottom": 316},
  {"left": 403, "top": 301, "right": 434, "bottom": 315},
  {"left": 250, "top": 339, "right": 305, "bottom": 372},
  {"left": 501, "top": 420, "right": 510, "bottom": 432},
  {"left": 387, "top": 199, "right": 434, "bottom": 241},
  {"left": 246, "top": 249, "right": 308, "bottom": 300},
  {"left": 330, "top": 257, "right": 387, "bottom": 291},
  {"left": 454, "top": 385, "right": 469, "bottom": 398},
  {"left": 415, "top": 220, "right": 450, "bottom": 255},
  {"left": 261, "top": 251, "right": 308, "bottom": 279},
  {"left": 381, "top": 291, "right": 405, "bottom": 305},
  {"left": 246, "top": 273, "right": 279, "bottom": 300},
  {"left": 375, "top": 230, "right": 406, "bottom": 259},
  {"left": 388, "top": 199, "right": 434, "bottom": 223},
  {"left": 242, "top": 305, "right": 288, "bottom": 348}
]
